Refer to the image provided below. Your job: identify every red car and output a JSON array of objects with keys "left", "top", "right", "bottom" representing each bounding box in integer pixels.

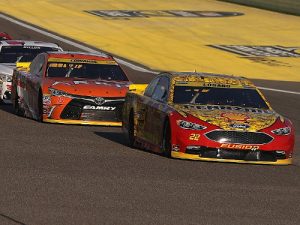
[
  {"left": 12, "top": 51, "right": 130, "bottom": 126},
  {"left": 0, "top": 32, "right": 12, "bottom": 40},
  {"left": 122, "top": 72, "right": 295, "bottom": 165}
]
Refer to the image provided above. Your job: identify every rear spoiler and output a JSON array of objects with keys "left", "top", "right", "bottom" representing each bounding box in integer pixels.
[
  {"left": 128, "top": 84, "right": 148, "bottom": 95},
  {"left": 16, "top": 62, "right": 31, "bottom": 71}
]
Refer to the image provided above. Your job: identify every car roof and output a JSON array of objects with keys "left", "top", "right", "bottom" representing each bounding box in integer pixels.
[
  {"left": 0, "top": 40, "right": 61, "bottom": 48},
  {"left": 163, "top": 71, "right": 256, "bottom": 88},
  {"left": 46, "top": 51, "right": 114, "bottom": 61}
]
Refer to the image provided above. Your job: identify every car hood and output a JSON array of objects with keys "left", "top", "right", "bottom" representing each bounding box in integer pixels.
[
  {"left": 0, "top": 63, "right": 15, "bottom": 76},
  {"left": 173, "top": 104, "right": 279, "bottom": 132},
  {"left": 45, "top": 78, "right": 130, "bottom": 98}
]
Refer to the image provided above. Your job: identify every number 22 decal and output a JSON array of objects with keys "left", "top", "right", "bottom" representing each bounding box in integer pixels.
[{"left": 189, "top": 133, "right": 200, "bottom": 141}]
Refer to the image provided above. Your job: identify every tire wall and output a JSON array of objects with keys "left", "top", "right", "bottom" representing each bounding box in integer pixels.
[{"left": 220, "top": 0, "right": 300, "bottom": 16}]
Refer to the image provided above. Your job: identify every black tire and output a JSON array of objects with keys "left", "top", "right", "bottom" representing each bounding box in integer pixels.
[
  {"left": 162, "top": 119, "right": 172, "bottom": 158},
  {"left": 37, "top": 91, "right": 43, "bottom": 122},
  {"left": 14, "top": 90, "right": 24, "bottom": 117},
  {"left": 128, "top": 110, "right": 136, "bottom": 147}
]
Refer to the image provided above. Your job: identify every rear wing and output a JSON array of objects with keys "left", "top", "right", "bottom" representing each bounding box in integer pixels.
[
  {"left": 128, "top": 84, "right": 148, "bottom": 95},
  {"left": 16, "top": 61, "right": 31, "bottom": 71}
]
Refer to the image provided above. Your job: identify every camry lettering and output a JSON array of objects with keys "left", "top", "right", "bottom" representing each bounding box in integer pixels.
[
  {"left": 220, "top": 144, "right": 260, "bottom": 150},
  {"left": 83, "top": 105, "right": 116, "bottom": 111}
]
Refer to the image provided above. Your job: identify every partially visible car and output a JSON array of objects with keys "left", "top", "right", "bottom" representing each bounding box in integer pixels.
[
  {"left": 0, "top": 40, "right": 62, "bottom": 103},
  {"left": 0, "top": 32, "right": 12, "bottom": 40},
  {"left": 122, "top": 72, "right": 295, "bottom": 165},
  {"left": 12, "top": 51, "right": 131, "bottom": 126}
]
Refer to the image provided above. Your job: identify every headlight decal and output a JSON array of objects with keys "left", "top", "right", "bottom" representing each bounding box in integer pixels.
[
  {"left": 271, "top": 127, "right": 291, "bottom": 135},
  {"left": 48, "top": 88, "right": 68, "bottom": 97},
  {"left": 177, "top": 120, "right": 207, "bottom": 130}
]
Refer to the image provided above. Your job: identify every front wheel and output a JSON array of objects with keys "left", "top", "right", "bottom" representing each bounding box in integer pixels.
[{"left": 162, "top": 119, "right": 172, "bottom": 158}]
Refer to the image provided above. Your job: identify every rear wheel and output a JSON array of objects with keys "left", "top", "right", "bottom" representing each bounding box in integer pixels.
[
  {"left": 162, "top": 119, "right": 172, "bottom": 158},
  {"left": 128, "top": 110, "right": 136, "bottom": 147}
]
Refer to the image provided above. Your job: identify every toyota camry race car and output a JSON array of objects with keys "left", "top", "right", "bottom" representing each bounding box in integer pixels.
[
  {"left": 122, "top": 72, "right": 295, "bottom": 165},
  {"left": 0, "top": 40, "right": 62, "bottom": 103},
  {"left": 12, "top": 51, "right": 130, "bottom": 126}
]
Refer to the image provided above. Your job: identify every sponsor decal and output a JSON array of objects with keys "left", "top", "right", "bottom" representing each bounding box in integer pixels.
[
  {"left": 83, "top": 105, "right": 116, "bottom": 111},
  {"left": 192, "top": 105, "right": 273, "bottom": 114},
  {"left": 23, "top": 46, "right": 41, "bottom": 49},
  {"left": 51, "top": 80, "right": 125, "bottom": 87},
  {"left": 209, "top": 45, "right": 300, "bottom": 66},
  {"left": 220, "top": 143, "right": 259, "bottom": 151},
  {"left": 229, "top": 123, "right": 250, "bottom": 129},
  {"left": 70, "top": 59, "right": 97, "bottom": 64},
  {"left": 86, "top": 10, "right": 243, "bottom": 19},
  {"left": 48, "top": 58, "right": 117, "bottom": 64},
  {"left": 43, "top": 95, "right": 51, "bottom": 104},
  {"left": 221, "top": 112, "right": 249, "bottom": 122}
]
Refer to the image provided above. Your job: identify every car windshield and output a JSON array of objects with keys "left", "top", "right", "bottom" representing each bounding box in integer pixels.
[
  {"left": 46, "top": 62, "right": 129, "bottom": 81},
  {"left": 0, "top": 46, "right": 59, "bottom": 63},
  {"left": 173, "top": 86, "right": 269, "bottom": 109}
]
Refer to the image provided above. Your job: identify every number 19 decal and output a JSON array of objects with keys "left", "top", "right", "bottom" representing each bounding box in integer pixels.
[{"left": 189, "top": 133, "right": 200, "bottom": 141}]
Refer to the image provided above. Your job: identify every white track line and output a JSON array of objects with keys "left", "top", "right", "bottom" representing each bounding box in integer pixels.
[
  {"left": 258, "top": 87, "right": 300, "bottom": 95},
  {"left": 1, "top": 13, "right": 299, "bottom": 95},
  {"left": 0, "top": 13, "right": 155, "bottom": 74}
]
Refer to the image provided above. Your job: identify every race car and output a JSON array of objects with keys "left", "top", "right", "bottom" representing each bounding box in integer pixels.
[
  {"left": 0, "top": 40, "right": 62, "bottom": 103},
  {"left": 0, "top": 32, "right": 12, "bottom": 40},
  {"left": 12, "top": 51, "right": 130, "bottom": 126},
  {"left": 122, "top": 72, "right": 295, "bottom": 165}
]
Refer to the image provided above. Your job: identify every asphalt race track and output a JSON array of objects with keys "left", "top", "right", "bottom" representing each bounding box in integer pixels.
[{"left": 0, "top": 17, "right": 300, "bottom": 225}]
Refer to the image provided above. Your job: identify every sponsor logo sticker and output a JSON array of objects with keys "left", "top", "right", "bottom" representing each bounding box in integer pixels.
[
  {"left": 229, "top": 123, "right": 250, "bottom": 129},
  {"left": 221, "top": 112, "right": 249, "bottom": 122}
]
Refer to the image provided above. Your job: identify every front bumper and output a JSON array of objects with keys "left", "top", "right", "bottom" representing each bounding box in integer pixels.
[{"left": 171, "top": 151, "right": 292, "bottom": 165}]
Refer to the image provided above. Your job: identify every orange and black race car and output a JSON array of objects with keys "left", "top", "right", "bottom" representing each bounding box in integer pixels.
[
  {"left": 12, "top": 51, "right": 130, "bottom": 126},
  {"left": 122, "top": 72, "right": 295, "bottom": 165}
]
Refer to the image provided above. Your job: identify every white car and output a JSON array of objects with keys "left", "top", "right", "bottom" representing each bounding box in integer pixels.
[{"left": 0, "top": 40, "right": 63, "bottom": 103}]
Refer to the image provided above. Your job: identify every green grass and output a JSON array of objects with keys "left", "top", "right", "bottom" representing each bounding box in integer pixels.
[{"left": 221, "top": 0, "right": 300, "bottom": 16}]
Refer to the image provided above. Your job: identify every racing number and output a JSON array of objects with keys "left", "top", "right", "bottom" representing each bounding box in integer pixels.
[{"left": 189, "top": 133, "right": 200, "bottom": 141}]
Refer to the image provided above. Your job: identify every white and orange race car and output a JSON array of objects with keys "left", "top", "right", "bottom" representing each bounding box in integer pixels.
[{"left": 0, "top": 40, "right": 62, "bottom": 103}]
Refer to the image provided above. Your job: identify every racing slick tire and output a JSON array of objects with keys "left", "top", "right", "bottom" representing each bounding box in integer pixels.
[
  {"left": 128, "top": 110, "right": 136, "bottom": 147},
  {"left": 162, "top": 119, "right": 172, "bottom": 158}
]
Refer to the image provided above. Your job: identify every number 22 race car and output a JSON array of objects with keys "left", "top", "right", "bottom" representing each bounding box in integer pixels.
[
  {"left": 12, "top": 51, "right": 130, "bottom": 126},
  {"left": 122, "top": 72, "right": 295, "bottom": 165}
]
